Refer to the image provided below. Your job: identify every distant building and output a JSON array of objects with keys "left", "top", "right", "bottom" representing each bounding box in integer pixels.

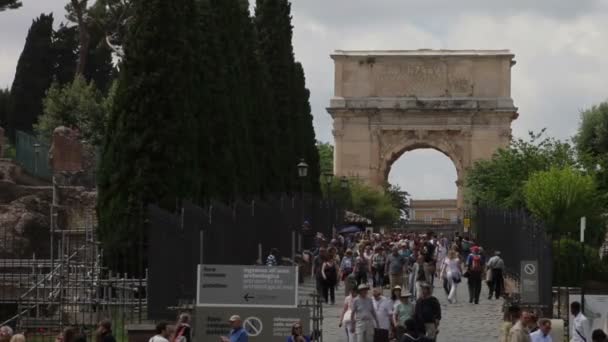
[{"left": 409, "top": 199, "right": 459, "bottom": 224}]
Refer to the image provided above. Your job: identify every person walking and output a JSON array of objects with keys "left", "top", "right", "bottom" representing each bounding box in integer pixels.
[
  {"left": 571, "top": 301, "right": 591, "bottom": 342},
  {"left": 393, "top": 292, "right": 414, "bottom": 340},
  {"left": 372, "top": 287, "right": 393, "bottom": 342},
  {"left": 592, "top": 329, "right": 608, "bottom": 342},
  {"left": 9, "top": 335, "right": 25, "bottom": 342},
  {"left": 221, "top": 315, "right": 248, "bottom": 342},
  {"left": 172, "top": 313, "right": 192, "bottom": 342},
  {"left": 313, "top": 248, "right": 328, "bottom": 294},
  {"left": 372, "top": 247, "right": 387, "bottom": 288},
  {"left": 341, "top": 249, "right": 356, "bottom": 283},
  {"left": 354, "top": 248, "right": 371, "bottom": 286},
  {"left": 339, "top": 288, "right": 358, "bottom": 342},
  {"left": 508, "top": 310, "right": 532, "bottom": 342},
  {"left": 501, "top": 306, "right": 522, "bottom": 342},
  {"left": 149, "top": 322, "right": 171, "bottom": 342},
  {"left": 465, "top": 246, "right": 485, "bottom": 304},
  {"left": 439, "top": 249, "right": 462, "bottom": 304},
  {"left": 287, "top": 322, "right": 311, "bottom": 342},
  {"left": 487, "top": 251, "right": 505, "bottom": 299},
  {"left": 412, "top": 256, "right": 427, "bottom": 300},
  {"left": 0, "top": 326, "right": 13, "bottom": 342},
  {"left": 400, "top": 319, "right": 433, "bottom": 342},
  {"left": 321, "top": 255, "right": 338, "bottom": 304},
  {"left": 413, "top": 283, "right": 441, "bottom": 341},
  {"left": 387, "top": 248, "right": 407, "bottom": 291},
  {"left": 530, "top": 318, "right": 552, "bottom": 342},
  {"left": 350, "top": 284, "right": 380, "bottom": 342},
  {"left": 266, "top": 248, "right": 280, "bottom": 266},
  {"left": 95, "top": 320, "right": 116, "bottom": 342}
]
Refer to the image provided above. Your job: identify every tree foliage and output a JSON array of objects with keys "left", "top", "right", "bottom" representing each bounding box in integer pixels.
[
  {"left": 0, "top": 88, "right": 9, "bottom": 128},
  {"left": 317, "top": 142, "right": 334, "bottom": 173},
  {"left": 0, "top": 0, "right": 22, "bottom": 11},
  {"left": 466, "top": 130, "right": 577, "bottom": 209},
  {"left": 523, "top": 167, "right": 600, "bottom": 237},
  {"left": 6, "top": 14, "right": 55, "bottom": 141},
  {"left": 35, "top": 75, "right": 110, "bottom": 145},
  {"left": 97, "top": 0, "right": 199, "bottom": 255},
  {"left": 255, "top": 0, "right": 320, "bottom": 195},
  {"left": 575, "top": 101, "right": 608, "bottom": 208}
]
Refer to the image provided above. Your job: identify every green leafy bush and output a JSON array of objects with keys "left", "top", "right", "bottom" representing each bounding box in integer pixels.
[{"left": 553, "top": 238, "right": 608, "bottom": 286}]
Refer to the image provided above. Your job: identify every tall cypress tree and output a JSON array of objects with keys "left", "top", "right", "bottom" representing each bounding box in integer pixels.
[
  {"left": 7, "top": 14, "right": 55, "bottom": 141},
  {"left": 97, "top": 0, "right": 198, "bottom": 256},
  {"left": 51, "top": 24, "right": 78, "bottom": 86},
  {"left": 0, "top": 88, "right": 9, "bottom": 128},
  {"left": 255, "top": 0, "right": 320, "bottom": 194},
  {"left": 294, "top": 62, "right": 321, "bottom": 193}
]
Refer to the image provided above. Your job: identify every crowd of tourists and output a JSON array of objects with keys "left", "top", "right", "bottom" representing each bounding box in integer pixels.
[{"left": 302, "top": 229, "right": 506, "bottom": 341}]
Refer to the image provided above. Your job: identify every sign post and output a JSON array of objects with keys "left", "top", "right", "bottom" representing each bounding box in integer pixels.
[
  {"left": 196, "top": 264, "right": 305, "bottom": 342},
  {"left": 197, "top": 264, "right": 298, "bottom": 308},
  {"left": 581, "top": 217, "right": 586, "bottom": 312},
  {"left": 520, "top": 260, "right": 539, "bottom": 304}
]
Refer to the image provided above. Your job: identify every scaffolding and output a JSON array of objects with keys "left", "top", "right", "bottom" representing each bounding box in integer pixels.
[{"left": 0, "top": 177, "right": 147, "bottom": 334}]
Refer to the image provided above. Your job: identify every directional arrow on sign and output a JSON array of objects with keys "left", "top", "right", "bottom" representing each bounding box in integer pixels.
[{"left": 243, "top": 293, "right": 255, "bottom": 302}]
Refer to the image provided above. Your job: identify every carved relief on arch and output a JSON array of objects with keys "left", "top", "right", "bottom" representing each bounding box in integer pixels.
[{"left": 378, "top": 129, "right": 465, "bottom": 180}]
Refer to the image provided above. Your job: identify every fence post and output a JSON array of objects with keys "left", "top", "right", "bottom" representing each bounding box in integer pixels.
[
  {"left": 291, "top": 231, "right": 296, "bottom": 260},
  {"left": 258, "top": 243, "right": 262, "bottom": 265}
]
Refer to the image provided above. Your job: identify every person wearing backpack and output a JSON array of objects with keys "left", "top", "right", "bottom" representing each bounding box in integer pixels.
[{"left": 465, "top": 246, "right": 485, "bottom": 304}]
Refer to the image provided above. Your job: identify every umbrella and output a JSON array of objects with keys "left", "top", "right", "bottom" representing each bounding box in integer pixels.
[{"left": 338, "top": 225, "right": 363, "bottom": 234}]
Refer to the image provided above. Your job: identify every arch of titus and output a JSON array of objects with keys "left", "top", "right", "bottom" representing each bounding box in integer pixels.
[{"left": 327, "top": 50, "right": 518, "bottom": 209}]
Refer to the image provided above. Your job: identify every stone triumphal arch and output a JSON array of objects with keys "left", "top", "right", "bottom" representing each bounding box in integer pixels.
[{"left": 327, "top": 50, "right": 519, "bottom": 209}]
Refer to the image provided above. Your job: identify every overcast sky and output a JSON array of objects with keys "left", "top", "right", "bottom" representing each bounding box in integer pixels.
[{"left": 2, "top": 0, "right": 608, "bottom": 199}]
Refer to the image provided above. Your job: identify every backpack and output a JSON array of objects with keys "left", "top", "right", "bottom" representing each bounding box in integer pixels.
[{"left": 470, "top": 254, "right": 482, "bottom": 272}]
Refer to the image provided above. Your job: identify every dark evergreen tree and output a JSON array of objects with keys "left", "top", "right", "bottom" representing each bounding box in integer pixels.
[
  {"left": 0, "top": 88, "right": 9, "bottom": 128},
  {"left": 84, "top": 22, "right": 115, "bottom": 93},
  {"left": 97, "top": 0, "right": 198, "bottom": 258},
  {"left": 255, "top": 0, "right": 320, "bottom": 194},
  {"left": 51, "top": 24, "right": 78, "bottom": 85},
  {"left": 7, "top": 14, "right": 55, "bottom": 141},
  {"left": 293, "top": 62, "right": 320, "bottom": 193}
]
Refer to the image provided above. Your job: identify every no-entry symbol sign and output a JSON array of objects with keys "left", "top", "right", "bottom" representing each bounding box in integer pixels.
[
  {"left": 243, "top": 316, "right": 263, "bottom": 337},
  {"left": 524, "top": 263, "right": 536, "bottom": 275}
]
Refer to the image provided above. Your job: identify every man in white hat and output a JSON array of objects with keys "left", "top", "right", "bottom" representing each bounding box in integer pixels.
[
  {"left": 220, "top": 315, "right": 248, "bottom": 342},
  {"left": 350, "top": 284, "right": 379, "bottom": 342}
]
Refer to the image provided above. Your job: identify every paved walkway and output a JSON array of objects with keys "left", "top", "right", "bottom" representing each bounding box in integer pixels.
[{"left": 299, "top": 278, "right": 504, "bottom": 342}]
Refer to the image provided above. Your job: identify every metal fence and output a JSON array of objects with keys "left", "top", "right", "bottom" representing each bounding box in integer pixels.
[
  {"left": 15, "top": 130, "right": 52, "bottom": 181},
  {"left": 0, "top": 213, "right": 147, "bottom": 342},
  {"left": 146, "top": 195, "right": 339, "bottom": 335},
  {"left": 474, "top": 207, "right": 553, "bottom": 315}
]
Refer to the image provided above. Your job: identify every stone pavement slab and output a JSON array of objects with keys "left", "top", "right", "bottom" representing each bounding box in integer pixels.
[{"left": 299, "top": 278, "right": 504, "bottom": 342}]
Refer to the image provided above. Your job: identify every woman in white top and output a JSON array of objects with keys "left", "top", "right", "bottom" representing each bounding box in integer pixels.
[
  {"left": 440, "top": 249, "right": 462, "bottom": 304},
  {"left": 338, "top": 288, "right": 358, "bottom": 342}
]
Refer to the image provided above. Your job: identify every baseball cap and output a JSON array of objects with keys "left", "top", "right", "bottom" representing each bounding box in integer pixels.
[{"left": 229, "top": 315, "right": 241, "bottom": 322}]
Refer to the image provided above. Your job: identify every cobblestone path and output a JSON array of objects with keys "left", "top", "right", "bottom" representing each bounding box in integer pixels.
[{"left": 299, "top": 278, "right": 504, "bottom": 342}]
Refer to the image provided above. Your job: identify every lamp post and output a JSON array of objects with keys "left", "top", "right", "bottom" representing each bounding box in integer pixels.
[
  {"left": 340, "top": 176, "right": 350, "bottom": 210},
  {"left": 33, "top": 143, "right": 40, "bottom": 174},
  {"left": 297, "top": 159, "right": 308, "bottom": 229}
]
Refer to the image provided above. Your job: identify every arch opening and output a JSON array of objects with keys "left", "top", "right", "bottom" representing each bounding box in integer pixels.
[{"left": 387, "top": 147, "right": 459, "bottom": 223}]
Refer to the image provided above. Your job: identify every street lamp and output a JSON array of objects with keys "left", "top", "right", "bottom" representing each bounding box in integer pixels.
[
  {"left": 33, "top": 143, "right": 41, "bottom": 174},
  {"left": 340, "top": 176, "right": 349, "bottom": 189},
  {"left": 297, "top": 159, "right": 309, "bottom": 178}
]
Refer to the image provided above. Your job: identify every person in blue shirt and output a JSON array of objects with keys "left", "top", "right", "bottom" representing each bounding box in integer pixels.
[
  {"left": 286, "top": 322, "right": 310, "bottom": 342},
  {"left": 220, "top": 315, "right": 248, "bottom": 342}
]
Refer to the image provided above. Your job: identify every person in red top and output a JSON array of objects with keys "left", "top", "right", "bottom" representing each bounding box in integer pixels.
[{"left": 465, "top": 246, "right": 485, "bottom": 304}]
